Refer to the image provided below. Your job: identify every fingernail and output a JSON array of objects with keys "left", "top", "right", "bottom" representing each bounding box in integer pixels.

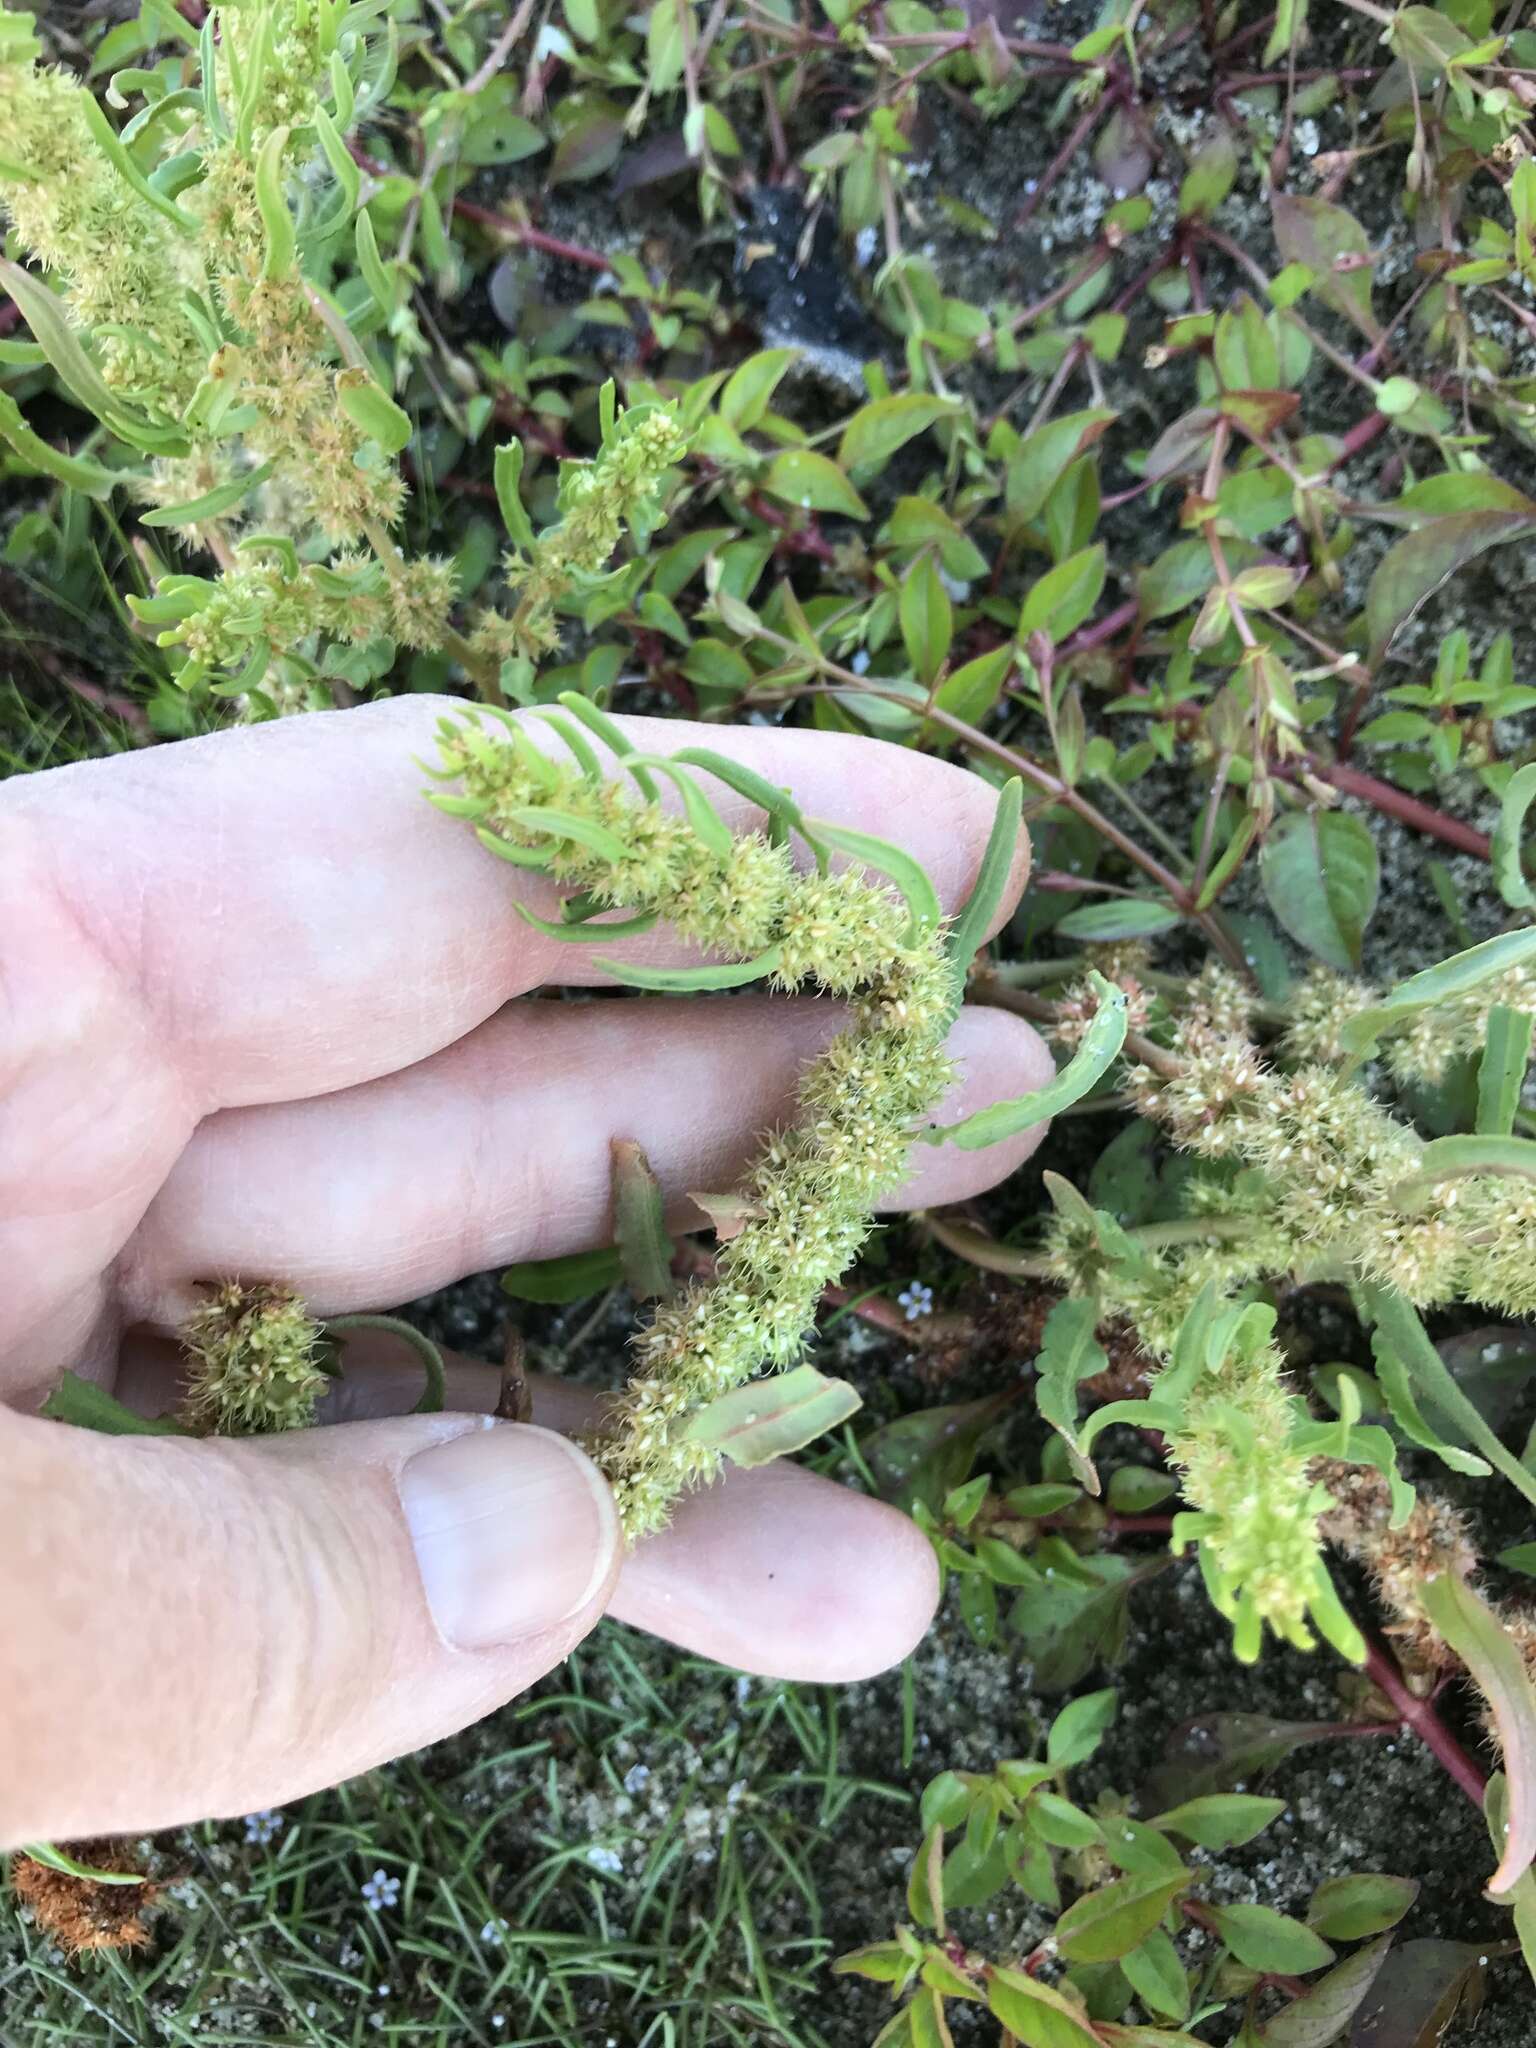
[{"left": 400, "top": 1424, "right": 619, "bottom": 1650}]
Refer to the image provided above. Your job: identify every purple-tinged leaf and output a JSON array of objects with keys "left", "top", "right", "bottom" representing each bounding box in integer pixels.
[
  {"left": 1367, "top": 510, "right": 1536, "bottom": 666},
  {"left": 1347, "top": 1938, "right": 1487, "bottom": 2046}
]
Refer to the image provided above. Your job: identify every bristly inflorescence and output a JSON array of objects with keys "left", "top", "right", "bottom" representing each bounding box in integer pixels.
[
  {"left": 430, "top": 701, "right": 972, "bottom": 1536},
  {"left": 180, "top": 1281, "right": 330, "bottom": 1436}
]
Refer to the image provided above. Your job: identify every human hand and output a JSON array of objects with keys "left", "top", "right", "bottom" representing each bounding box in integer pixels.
[{"left": 0, "top": 700, "right": 1053, "bottom": 1847}]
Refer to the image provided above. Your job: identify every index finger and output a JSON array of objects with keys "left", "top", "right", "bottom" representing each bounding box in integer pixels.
[{"left": 5, "top": 696, "right": 1029, "bottom": 1115}]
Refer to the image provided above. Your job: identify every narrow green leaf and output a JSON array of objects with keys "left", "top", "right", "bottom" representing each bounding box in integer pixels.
[
  {"left": 719, "top": 346, "right": 799, "bottom": 432},
  {"left": 1034, "top": 1297, "right": 1108, "bottom": 1494},
  {"left": 78, "top": 89, "right": 196, "bottom": 230},
  {"left": 985, "top": 1966, "right": 1101, "bottom": 2045},
  {"left": 900, "top": 553, "right": 952, "bottom": 687},
  {"left": 1367, "top": 1286, "right": 1536, "bottom": 1508},
  {"left": 325, "top": 1314, "right": 445, "bottom": 1414},
  {"left": 1340, "top": 926, "right": 1536, "bottom": 1067},
  {"left": 556, "top": 691, "right": 659, "bottom": 800},
  {"left": 1492, "top": 761, "right": 1536, "bottom": 910},
  {"left": 805, "top": 817, "right": 942, "bottom": 942},
  {"left": 19, "top": 1842, "right": 147, "bottom": 1885},
  {"left": 625, "top": 756, "right": 734, "bottom": 860},
  {"left": 515, "top": 905, "right": 659, "bottom": 943},
  {"left": 683, "top": 1363, "right": 862, "bottom": 1467},
  {"left": 1419, "top": 1573, "right": 1536, "bottom": 1893},
  {"left": 254, "top": 124, "right": 296, "bottom": 280},
  {"left": 839, "top": 393, "right": 958, "bottom": 477},
  {"left": 501, "top": 1246, "right": 623, "bottom": 1302},
  {"left": 0, "top": 390, "right": 121, "bottom": 498},
  {"left": 141, "top": 462, "right": 275, "bottom": 526},
  {"left": 1478, "top": 1006, "right": 1534, "bottom": 1137},
  {"left": 1397, "top": 1133, "right": 1536, "bottom": 1194},
  {"left": 494, "top": 440, "right": 537, "bottom": 550},
  {"left": 611, "top": 1139, "right": 675, "bottom": 1301},
  {"left": 1056, "top": 898, "right": 1182, "bottom": 942},
  {"left": 944, "top": 779, "right": 1023, "bottom": 997},
  {"left": 503, "top": 805, "right": 629, "bottom": 865},
  {"left": 668, "top": 747, "right": 827, "bottom": 867},
  {"left": 924, "top": 974, "right": 1127, "bottom": 1150},
  {"left": 41, "top": 1370, "right": 188, "bottom": 1436},
  {"left": 336, "top": 367, "right": 412, "bottom": 455},
  {"left": 598, "top": 944, "right": 784, "bottom": 992}
]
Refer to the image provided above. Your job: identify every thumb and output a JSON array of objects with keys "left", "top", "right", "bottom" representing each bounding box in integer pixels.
[{"left": 0, "top": 1407, "right": 621, "bottom": 1846}]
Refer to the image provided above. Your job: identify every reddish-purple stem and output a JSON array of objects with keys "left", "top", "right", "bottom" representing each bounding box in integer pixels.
[{"left": 1362, "top": 1638, "right": 1489, "bottom": 1807}]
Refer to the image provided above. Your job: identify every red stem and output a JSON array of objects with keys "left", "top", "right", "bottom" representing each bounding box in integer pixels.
[
  {"left": 1362, "top": 1638, "right": 1488, "bottom": 1807},
  {"left": 1311, "top": 759, "right": 1493, "bottom": 861}
]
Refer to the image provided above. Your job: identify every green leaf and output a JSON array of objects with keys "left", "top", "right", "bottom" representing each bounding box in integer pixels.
[
  {"left": 254, "top": 125, "right": 296, "bottom": 281},
  {"left": 1047, "top": 1685, "right": 1117, "bottom": 1767},
  {"left": 1055, "top": 898, "right": 1182, "bottom": 942},
  {"left": 1368, "top": 1287, "right": 1536, "bottom": 1511},
  {"left": 1005, "top": 409, "right": 1116, "bottom": 524},
  {"left": 40, "top": 1370, "right": 189, "bottom": 1436},
  {"left": 1398, "top": 1133, "right": 1536, "bottom": 1191},
  {"left": 1178, "top": 127, "right": 1237, "bottom": 220},
  {"left": 1018, "top": 544, "right": 1106, "bottom": 645},
  {"left": 762, "top": 449, "right": 868, "bottom": 519},
  {"left": 336, "top": 367, "right": 412, "bottom": 455},
  {"left": 683, "top": 1362, "right": 862, "bottom": 1467},
  {"left": 325, "top": 1314, "right": 445, "bottom": 1414},
  {"left": 805, "top": 818, "right": 942, "bottom": 941},
  {"left": 900, "top": 554, "right": 952, "bottom": 687},
  {"left": 985, "top": 1968, "right": 1101, "bottom": 2046},
  {"left": 1366, "top": 510, "right": 1536, "bottom": 666},
  {"left": 515, "top": 906, "right": 660, "bottom": 944},
  {"left": 1259, "top": 809, "right": 1378, "bottom": 971},
  {"left": 610, "top": 1139, "right": 675, "bottom": 1301},
  {"left": 494, "top": 440, "right": 537, "bottom": 550},
  {"left": 944, "top": 778, "right": 1022, "bottom": 994},
  {"left": 1305, "top": 1873, "right": 1418, "bottom": 1940},
  {"left": 1492, "top": 760, "right": 1536, "bottom": 910},
  {"left": 1206, "top": 1904, "right": 1334, "bottom": 1975},
  {"left": 1342, "top": 926, "right": 1536, "bottom": 1067},
  {"left": 1150, "top": 1794, "right": 1286, "bottom": 1850},
  {"left": 141, "top": 462, "right": 275, "bottom": 526},
  {"left": 831, "top": 1940, "right": 913, "bottom": 1984},
  {"left": 598, "top": 944, "right": 784, "bottom": 993},
  {"left": 1419, "top": 1573, "right": 1536, "bottom": 1894},
  {"left": 924, "top": 974, "right": 1127, "bottom": 1150},
  {"left": 720, "top": 347, "right": 799, "bottom": 432},
  {"left": 1478, "top": 1006, "right": 1534, "bottom": 1138},
  {"left": 838, "top": 393, "right": 958, "bottom": 477},
  {"left": 1257, "top": 1933, "right": 1394, "bottom": 2047},
  {"left": 1121, "top": 1927, "right": 1190, "bottom": 2023},
  {"left": 1030, "top": 1793, "right": 1103, "bottom": 1847},
  {"left": 908, "top": 1821, "right": 946, "bottom": 1933},
  {"left": 0, "top": 389, "right": 121, "bottom": 499},
  {"left": 18, "top": 1841, "right": 147, "bottom": 1885},
  {"left": 78, "top": 88, "right": 197, "bottom": 231},
  {"left": 1056, "top": 1870, "right": 1191, "bottom": 1964},
  {"left": 1271, "top": 190, "right": 1378, "bottom": 340},
  {"left": 501, "top": 1246, "right": 622, "bottom": 1302},
  {"left": 1034, "top": 1297, "right": 1109, "bottom": 1493},
  {"left": 1486, "top": 1775, "right": 1536, "bottom": 1987},
  {"left": 934, "top": 645, "right": 1014, "bottom": 727}
]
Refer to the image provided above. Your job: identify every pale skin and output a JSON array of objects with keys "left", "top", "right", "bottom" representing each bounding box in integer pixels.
[{"left": 0, "top": 698, "right": 1053, "bottom": 1849}]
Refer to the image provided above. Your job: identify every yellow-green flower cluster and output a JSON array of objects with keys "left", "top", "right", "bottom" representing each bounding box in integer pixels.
[
  {"left": 180, "top": 1282, "right": 330, "bottom": 1436},
  {"left": 1167, "top": 1307, "right": 1360, "bottom": 1663},
  {"left": 478, "top": 406, "right": 691, "bottom": 662},
  {"left": 0, "top": 13, "right": 203, "bottom": 405},
  {"left": 433, "top": 713, "right": 956, "bottom": 1535}
]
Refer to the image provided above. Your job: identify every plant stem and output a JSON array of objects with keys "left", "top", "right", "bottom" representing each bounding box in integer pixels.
[{"left": 1360, "top": 1636, "right": 1489, "bottom": 1806}]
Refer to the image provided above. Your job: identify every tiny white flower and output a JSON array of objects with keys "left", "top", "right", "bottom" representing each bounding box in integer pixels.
[
  {"left": 854, "top": 225, "right": 879, "bottom": 269},
  {"left": 622, "top": 1763, "right": 651, "bottom": 1794},
  {"left": 897, "top": 1281, "right": 934, "bottom": 1321},
  {"left": 585, "top": 1845, "right": 623, "bottom": 1875},
  {"left": 479, "top": 1917, "right": 508, "bottom": 1946},
  {"left": 849, "top": 648, "right": 871, "bottom": 675},
  {"left": 360, "top": 1869, "right": 400, "bottom": 1911},
  {"left": 242, "top": 1809, "right": 283, "bottom": 1846}
]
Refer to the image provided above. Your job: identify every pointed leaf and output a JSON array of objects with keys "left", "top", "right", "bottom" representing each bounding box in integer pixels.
[
  {"left": 923, "top": 973, "right": 1126, "bottom": 1149},
  {"left": 683, "top": 1362, "right": 862, "bottom": 1467}
]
